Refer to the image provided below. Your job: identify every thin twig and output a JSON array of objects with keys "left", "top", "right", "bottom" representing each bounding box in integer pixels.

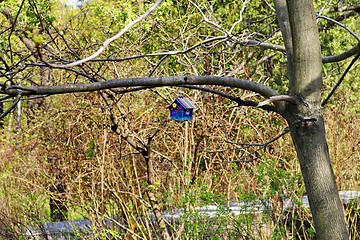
[
  {"left": 148, "top": 55, "right": 169, "bottom": 77},
  {"left": 80, "top": 36, "right": 228, "bottom": 63},
  {"left": 316, "top": 14, "right": 360, "bottom": 42},
  {"left": 322, "top": 52, "right": 360, "bottom": 107},
  {"left": 211, "top": 127, "right": 289, "bottom": 164},
  {"left": 0, "top": 94, "right": 21, "bottom": 118}
]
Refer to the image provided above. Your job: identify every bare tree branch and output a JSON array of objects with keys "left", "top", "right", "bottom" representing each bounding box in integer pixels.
[
  {"left": 316, "top": 14, "right": 360, "bottom": 42},
  {"left": 0, "top": 94, "right": 21, "bottom": 118},
  {"left": 204, "top": 127, "right": 290, "bottom": 164},
  {"left": 42, "top": 37, "right": 358, "bottom": 65},
  {"left": 108, "top": 84, "right": 280, "bottom": 113},
  {"left": 86, "top": 36, "right": 227, "bottom": 63},
  {"left": 238, "top": 39, "right": 285, "bottom": 52},
  {"left": 322, "top": 43, "right": 360, "bottom": 63},
  {"left": 257, "top": 95, "right": 298, "bottom": 106},
  {"left": 322, "top": 52, "right": 360, "bottom": 107},
  {"left": 321, "top": 4, "right": 360, "bottom": 27},
  {"left": 2, "top": 3, "right": 36, "bottom": 56},
  {"left": 44, "top": 0, "right": 163, "bottom": 68},
  {"left": 229, "top": 0, "right": 249, "bottom": 34},
  {"left": 184, "top": 85, "right": 278, "bottom": 112},
  {"left": 0, "top": 75, "right": 288, "bottom": 118},
  {"left": 59, "top": 37, "right": 282, "bottom": 64},
  {"left": 336, "top": 4, "right": 360, "bottom": 12},
  {"left": 1, "top": 75, "right": 280, "bottom": 99}
]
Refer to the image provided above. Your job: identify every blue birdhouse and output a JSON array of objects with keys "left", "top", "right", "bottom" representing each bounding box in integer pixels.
[{"left": 168, "top": 96, "right": 196, "bottom": 121}]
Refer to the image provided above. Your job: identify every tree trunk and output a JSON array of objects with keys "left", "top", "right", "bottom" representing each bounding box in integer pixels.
[
  {"left": 288, "top": 115, "right": 348, "bottom": 239},
  {"left": 281, "top": 0, "right": 349, "bottom": 239}
]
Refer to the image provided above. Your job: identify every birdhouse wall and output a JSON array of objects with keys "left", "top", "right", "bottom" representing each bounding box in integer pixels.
[
  {"left": 168, "top": 97, "right": 195, "bottom": 121},
  {"left": 169, "top": 107, "right": 193, "bottom": 121}
]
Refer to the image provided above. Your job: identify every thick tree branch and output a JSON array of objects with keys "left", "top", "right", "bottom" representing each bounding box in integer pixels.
[
  {"left": 0, "top": 76, "right": 287, "bottom": 118},
  {"left": 322, "top": 43, "right": 360, "bottom": 63},
  {"left": 1, "top": 76, "right": 280, "bottom": 99}
]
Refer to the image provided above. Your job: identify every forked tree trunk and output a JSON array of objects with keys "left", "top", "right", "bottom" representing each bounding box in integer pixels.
[{"left": 276, "top": 0, "right": 349, "bottom": 239}]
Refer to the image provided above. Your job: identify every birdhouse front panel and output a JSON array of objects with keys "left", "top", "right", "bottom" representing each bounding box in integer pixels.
[{"left": 168, "top": 96, "right": 195, "bottom": 121}]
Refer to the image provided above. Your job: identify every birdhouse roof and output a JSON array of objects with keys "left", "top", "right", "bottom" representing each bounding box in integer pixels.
[{"left": 169, "top": 96, "right": 196, "bottom": 109}]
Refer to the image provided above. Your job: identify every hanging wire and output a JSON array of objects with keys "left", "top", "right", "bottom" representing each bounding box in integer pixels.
[{"left": 179, "top": 73, "right": 185, "bottom": 97}]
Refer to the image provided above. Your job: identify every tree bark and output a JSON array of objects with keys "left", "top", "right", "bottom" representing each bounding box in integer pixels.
[{"left": 282, "top": 0, "right": 349, "bottom": 239}]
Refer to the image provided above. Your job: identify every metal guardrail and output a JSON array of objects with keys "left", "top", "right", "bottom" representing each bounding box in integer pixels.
[
  {"left": 283, "top": 190, "right": 360, "bottom": 210},
  {"left": 24, "top": 191, "right": 360, "bottom": 239}
]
